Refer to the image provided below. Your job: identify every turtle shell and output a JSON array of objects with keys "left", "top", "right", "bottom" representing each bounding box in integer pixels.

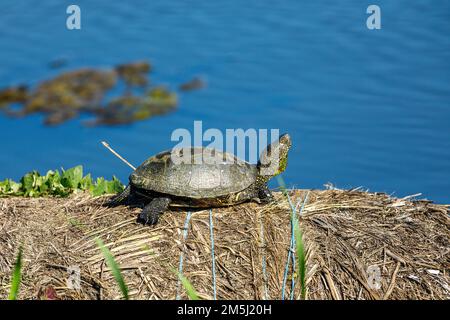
[{"left": 130, "top": 147, "right": 257, "bottom": 199}]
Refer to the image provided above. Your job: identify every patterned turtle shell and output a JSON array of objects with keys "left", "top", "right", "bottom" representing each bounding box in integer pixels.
[{"left": 130, "top": 147, "right": 257, "bottom": 199}]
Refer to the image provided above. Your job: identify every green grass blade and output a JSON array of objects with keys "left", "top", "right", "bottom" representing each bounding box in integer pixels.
[
  {"left": 277, "top": 175, "right": 307, "bottom": 299},
  {"left": 95, "top": 238, "right": 129, "bottom": 300},
  {"left": 179, "top": 274, "right": 200, "bottom": 300},
  {"left": 293, "top": 222, "right": 306, "bottom": 299},
  {"left": 8, "top": 246, "right": 23, "bottom": 300},
  {"left": 171, "top": 268, "right": 200, "bottom": 300}
]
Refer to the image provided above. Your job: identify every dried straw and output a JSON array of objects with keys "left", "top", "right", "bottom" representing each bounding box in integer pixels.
[{"left": 0, "top": 189, "right": 448, "bottom": 300}]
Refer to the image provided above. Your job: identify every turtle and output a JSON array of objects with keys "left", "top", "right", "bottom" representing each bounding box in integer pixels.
[{"left": 107, "top": 133, "right": 291, "bottom": 225}]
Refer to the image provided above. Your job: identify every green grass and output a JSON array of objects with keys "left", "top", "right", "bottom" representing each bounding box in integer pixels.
[
  {"left": 171, "top": 268, "right": 200, "bottom": 300},
  {"left": 95, "top": 238, "right": 129, "bottom": 300},
  {"left": 277, "top": 176, "right": 307, "bottom": 300},
  {"left": 8, "top": 246, "right": 23, "bottom": 300},
  {"left": 0, "top": 165, "right": 124, "bottom": 197},
  {"left": 293, "top": 217, "right": 306, "bottom": 299},
  {"left": 179, "top": 273, "right": 200, "bottom": 300}
]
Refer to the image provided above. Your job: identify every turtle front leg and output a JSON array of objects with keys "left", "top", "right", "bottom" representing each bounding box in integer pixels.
[
  {"left": 257, "top": 185, "right": 274, "bottom": 204},
  {"left": 138, "top": 197, "right": 171, "bottom": 225}
]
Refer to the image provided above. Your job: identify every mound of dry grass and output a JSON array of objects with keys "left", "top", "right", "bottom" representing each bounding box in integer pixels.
[{"left": 0, "top": 189, "right": 448, "bottom": 300}]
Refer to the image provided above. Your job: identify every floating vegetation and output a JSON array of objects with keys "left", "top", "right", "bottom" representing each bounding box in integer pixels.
[
  {"left": 87, "top": 86, "right": 177, "bottom": 126},
  {"left": 0, "top": 85, "right": 28, "bottom": 107},
  {"left": 48, "top": 57, "right": 69, "bottom": 69},
  {"left": 179, "top": 76, "right": 206, "bottom": 91},
  {"left": 0, "top": 60, "right": 185, "bottom": 126},
  {"left": 116, "top": 61, "right": 151, "bottom": 87},
  {"left": 0, "top": 165, "right": 124, "bottom": 197}
]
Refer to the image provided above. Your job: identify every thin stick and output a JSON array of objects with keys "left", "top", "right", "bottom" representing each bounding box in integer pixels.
[
  {"left": 101, "top": 141, "right": 136, "bottom": 170},
  {"left": 383, "top": 262, "right": 401, "bottom": 300}
]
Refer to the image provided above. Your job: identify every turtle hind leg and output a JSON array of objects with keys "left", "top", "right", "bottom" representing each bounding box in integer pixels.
[
  {"left": 106, "top": 185, "right": 131, "bottom": 206},
  {"left": 138, "top": 197, "right": 171, "bottom": 225}
]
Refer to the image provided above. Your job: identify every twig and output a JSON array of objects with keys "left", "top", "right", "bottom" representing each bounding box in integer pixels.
[
  {"left": 385, "top": 249, "right": 406, "bottom": 265},
  {"left": 209, "top": 209, "right": 217, "bottom": 300},
  {"left": 323, "top": 269, "right": 342, "bottom": 300},
  {"left": 383, "top": 262, "right": 401, "bottom": 299},
  {"left": 176, "top": 211, "right": 192, "bottom": 300},
  {"left": 259, "top": 212, "right": 269, "bottom": 300},
  {"left": 101, "top": 141, "right": 136, "bottom": 170},
  {"left": 138, "top": 267, "right": 162, "bottom": 300}
]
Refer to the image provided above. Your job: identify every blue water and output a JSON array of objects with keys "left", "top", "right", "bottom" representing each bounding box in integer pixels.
[{"left": 0, "top": 1, "right": 449, "bottom": 203}]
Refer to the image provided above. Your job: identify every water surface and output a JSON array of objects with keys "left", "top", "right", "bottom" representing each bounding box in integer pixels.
[{"left": 0, "top": 1, "right": 449, "bottom": 202}]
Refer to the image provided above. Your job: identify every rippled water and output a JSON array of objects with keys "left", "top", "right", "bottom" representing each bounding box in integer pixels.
[{"left": 0, "top": 1, "right": 449, "bottom": 202}]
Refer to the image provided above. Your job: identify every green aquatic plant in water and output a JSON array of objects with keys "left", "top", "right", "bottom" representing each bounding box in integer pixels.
[
  {"left": 0, "top": 60, "right": 201, "bottom": 126},
  {"left": 0, "top": 165, "right": 124, "bottom": 197}
]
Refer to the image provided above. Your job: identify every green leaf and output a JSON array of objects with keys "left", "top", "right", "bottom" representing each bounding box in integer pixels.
[
  {"left": 46, "top": 171, "right": 66, "bottom": 196},
  {"left": 61, "top": 166, "right": 83, "bottom": 189},
  {"left": 35, "top": 176, "right": 48, "bottom": 194},
  {"left": 0, "top": 179, "right": 23, "bottom": 196},
  {"left": 79, "top": 174, "right": 93, "bottom": 191},
  {"left": 45, "top": 170, "right": 59, "bottom": 186},
  {"left": 8, "top": 246, "right": 23, "bottom": 300},
  {"left": 10, "top": 180, "right": 22, "bottom": 194},
  {"left": 92, "top": 177, "right": 107, "bottom": 196},
  {"left": 1, "top": 166, "right": 124, "bottom": 198},
  {"left": 0, "top": 179, "right": 9, "bottom": 193},
  {"left": 105, "top": 176, "right": 124, "bottom": 194},
  {"left": 95, "top": 238, "right": 129, "bottom": 300},
  {"left": 21, "top": 172, "right": 36, "bottom": 193}
]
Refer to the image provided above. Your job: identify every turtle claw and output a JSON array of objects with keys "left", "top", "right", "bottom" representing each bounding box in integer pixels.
[
  {"left": 137, "top": 197, "right": 171, "bottom": 226},
  {"left": 147, "top": 212, "right": 160, "bottom": 225},
  {"left": 137, "top": 210, "right": 160, "bottom": 225}
]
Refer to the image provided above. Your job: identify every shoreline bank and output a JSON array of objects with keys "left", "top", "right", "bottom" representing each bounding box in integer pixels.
[{"left": 0, "top": 189, "right": 448, "bottom": 300}]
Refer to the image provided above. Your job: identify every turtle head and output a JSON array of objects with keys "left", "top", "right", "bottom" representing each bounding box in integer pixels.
[{"left": 257, "top": 133, "right": 291, "bottom": 180}]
